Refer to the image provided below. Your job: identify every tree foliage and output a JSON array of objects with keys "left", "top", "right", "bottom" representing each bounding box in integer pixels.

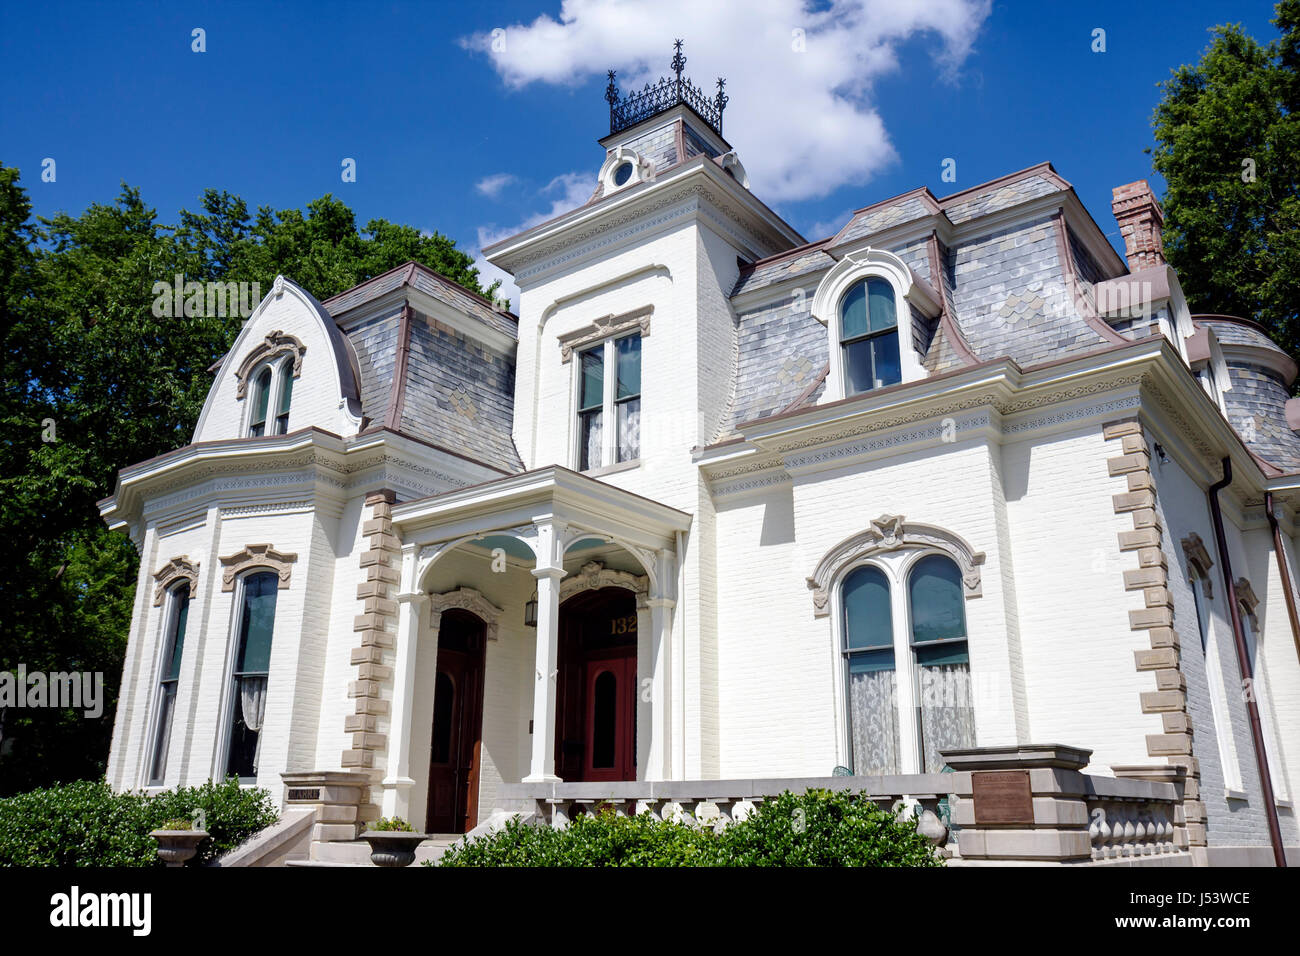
[
  {"left": 0, "top": 166, "right": 490, "bottom": 793},
  {"left": 1149, "top": 1, "right": 1300, "bottom": 362}
]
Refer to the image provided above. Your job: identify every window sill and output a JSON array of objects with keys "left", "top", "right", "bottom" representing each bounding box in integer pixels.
[
  {"left": 1276, "top": 797, "right": 1293, "bottom": 809},
  {"left": 582, "top": 459, "right": 641, "bottom": 479},
  {"left": 1225, "top": 788, "right": 1248, "bottom": 802}
]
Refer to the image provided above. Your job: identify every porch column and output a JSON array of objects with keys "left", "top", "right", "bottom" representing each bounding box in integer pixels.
[
  {"left": 525, "top": 518, "right": 565, "bottom": 782},
  {"left": 382, "top": 586, "right": 427, "bottom": 818},
  {"left": 643, "top": 547, "right": 676, "bottom": 780}
]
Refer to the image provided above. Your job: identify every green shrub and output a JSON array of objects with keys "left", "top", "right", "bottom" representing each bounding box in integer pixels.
[
  {"left": 716, "top": 789, "right": 944, "bottom": 867},
  {"left": 0, "top": 778, "right": 278, "bottom": 866},
  {"left": 435, "top": 789, "right": 944, "bottom": 867},
  {"left": 371, "top": 816, "right": 415, "bottom": 832}
]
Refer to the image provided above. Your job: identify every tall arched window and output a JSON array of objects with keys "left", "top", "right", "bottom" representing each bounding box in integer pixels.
[
  {"left": 225, "top": 571, "right": 278, "bottom": 782},
  {"left": 841, "top": 565, "right": 900, "bottom": 774},
  {"left": 840, "top": 277, "right": 900, "bottom": 396},
  {"left": 247, "top": 367, "right": 273, "bottom": 437},
  {"left": 273, "top": 357, "right": 294, "bottom": 435},
  {"left": 908, "top": 554, "right": 975, "bottom": 772},
  {"left": 147, "top": 583, "right": 190, "bottom": 786}
]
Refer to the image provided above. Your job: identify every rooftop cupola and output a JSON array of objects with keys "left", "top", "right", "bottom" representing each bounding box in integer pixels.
[{"left": 599, "top": 40, "right": 735, "bottom": 172}]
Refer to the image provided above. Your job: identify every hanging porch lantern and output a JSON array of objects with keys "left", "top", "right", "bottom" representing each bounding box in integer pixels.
[{"left": 524, "top": 588, "right": 538, "bottom": 627}]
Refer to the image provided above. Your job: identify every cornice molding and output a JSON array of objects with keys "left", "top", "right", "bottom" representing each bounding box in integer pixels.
[
  {"left": 152, "top": 556, "right": 199, "bottom": 605},
  {"left": 219, "top": 543, "right": 298, "bottom": 591},
  {"left": 560, "top": 560, "right": 650, "bottom": 607},
  {"left": 806, "top": 514, "right": 986, "bottom": 618},
  {"left": 234, "top": 330, "right": 306, "bottom": 399},
  {"left": 429, "top": 587, "right": 505, "bottom": 642},
  {"left": 558, "top": 306, "right": 652, "bottom": 362}
]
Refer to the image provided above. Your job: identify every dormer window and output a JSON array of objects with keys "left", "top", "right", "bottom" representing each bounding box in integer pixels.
[
  {"left": 811, "top": 248, "right": 937, "bottom": 404},
  {"left": 599, "top": 147, "right": 652, "bottom": 193},
  {"left": 840, "top": 278, "right": 901, "bottom": 395},
  {"left": 248, "top": 367, "right": 272, "bottom": 437},
  {"left": 245, "top": 358, "right": 295, "bottom": 437}
]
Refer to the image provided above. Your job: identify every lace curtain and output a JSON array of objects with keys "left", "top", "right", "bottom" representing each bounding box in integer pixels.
[
  {"left": 618, "top": 399, "right": 640, "bottom": 461},
  {"left": 918, "top": 661, "right": 975, "bottom": 772},
  {"left": 240, "top": 675, "right": 268, "bottom": 773},
  {"left": 848, "top": 668, "right": 900, "bottom": 774}
]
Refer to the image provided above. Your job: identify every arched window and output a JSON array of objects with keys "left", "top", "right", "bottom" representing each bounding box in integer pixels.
[
  {"left": 225, "top": 571, "right": 278, "bottom": 782},
  {"left": 841, "top": 565, "right": 900, "bottom": 774},
  {"left": 840, "top": 277, "right": 900, "bottom": 396},
  {"left": 147, "top": 583, "right": 190, "bottom": 786},
  {"left": 273, "top": 357, "right": 294, "bottom": 435},
  {"left": 248, "top": 367, "right": 273, "bottom": 437},
  {"left": 907, "top": 554, "right": 974, "bottom": 772}
]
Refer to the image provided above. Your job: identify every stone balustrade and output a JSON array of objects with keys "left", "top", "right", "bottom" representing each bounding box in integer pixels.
[
  {"left": 497, "top": 745, "right": 1192, "bottom": 866},
  {"left": 500, "top": 775, "right": 958, "bottom": 852}
]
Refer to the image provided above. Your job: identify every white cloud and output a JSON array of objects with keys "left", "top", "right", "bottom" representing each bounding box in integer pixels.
[
  {"left": 462, "top": 0, "right": 992, "bottom": 202},
  {"left": 475, "top": 172, "right": 518, "bottom": 198},
  {"left": 473, "top": 172, "right": 595, "bottom": 309}
]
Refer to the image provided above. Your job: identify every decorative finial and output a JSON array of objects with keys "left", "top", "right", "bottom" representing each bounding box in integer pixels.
[
  {"left": 671, "top": 39, "right": 686, "bottom": 85},
  {"left": 715, "top": 77, "right": 728, "bottom": 133},
  {"left": 605, "top": 69, "right": 619, "bottom": 106}
]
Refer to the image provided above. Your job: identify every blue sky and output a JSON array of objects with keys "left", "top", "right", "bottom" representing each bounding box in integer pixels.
[{"left": 0, "top": 0, "right": 1285, "bottom": 295}]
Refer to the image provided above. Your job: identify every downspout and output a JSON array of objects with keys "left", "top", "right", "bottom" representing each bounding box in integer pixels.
[
  {"left": 1265, "top": 491, "right": 1300, "bottom": 666},
  {"left": 1208, "top": 458, "right": 1287, "bottom": 867}
]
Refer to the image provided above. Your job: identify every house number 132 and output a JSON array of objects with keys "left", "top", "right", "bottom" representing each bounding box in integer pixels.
[{"left": 610, "top": 615, "right": 637, "bottom": 634}]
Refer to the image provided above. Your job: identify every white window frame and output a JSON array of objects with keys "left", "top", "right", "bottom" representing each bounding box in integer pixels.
[
  {"left": 243, "top": 357, "right": 295, "bottom": 437},
  {"left": 571, "top": 332, "right": 642, "bottom": 473},
  {"left": 213, "top": 570, "right": 279, "bottom": 785},
  {"left": 811, "top": 246, "right": 939, "bottom": 404},
  {"left": 1239, "top": 598, "right": 1290, "bottom": 801},
  {"left": 140, "top": 582, "right": 190, "bottom": 789},
  {"left": 831, "top": 546, "right": 975, "bottom": 774},
  {"left": 598, "top": 146, "right": 654, "bottom": 193},
  {"left": 1189, "top": 563, "right": 1244, "bottom": 795}
]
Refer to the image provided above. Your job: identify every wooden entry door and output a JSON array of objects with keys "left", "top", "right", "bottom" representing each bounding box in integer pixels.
[
  {"left": 555, "top": 587, "right": 638, "bottom": 781},
  {"left": 426, "top": 610, "right": 486, "bottom": 834},
  {"left": 582, "top": 651, "right": 636, "bottom": 781}
]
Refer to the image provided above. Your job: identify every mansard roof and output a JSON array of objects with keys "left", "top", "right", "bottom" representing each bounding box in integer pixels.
[
  {"left": 325, "top": 261, "right": 524, "bottom": 475},
  {"left": 719, "top": 162, "right": 1133, "bottom": 439}
]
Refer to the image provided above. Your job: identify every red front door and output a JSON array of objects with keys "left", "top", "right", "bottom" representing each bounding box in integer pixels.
[
  {"left": 582, "top": 651, "right": 636, "bottom": 782},
  {"left": 555, "top": 587, "right": 638, "bottom": 781},
  {"left": 426, "top": 610, "right": 485, "bottom": 834}
]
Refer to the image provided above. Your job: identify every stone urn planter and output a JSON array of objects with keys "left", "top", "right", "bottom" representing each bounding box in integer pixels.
[
  {"left": 360, "top": 830, "right": 429, "bottom": 867},
  {"left": 150, "top": 829, "right": 209, "bottom": 868}
]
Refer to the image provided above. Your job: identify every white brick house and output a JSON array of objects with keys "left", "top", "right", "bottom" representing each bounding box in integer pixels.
[{"left": 100, "top": 61, "right": 1300, "bottom": 866}]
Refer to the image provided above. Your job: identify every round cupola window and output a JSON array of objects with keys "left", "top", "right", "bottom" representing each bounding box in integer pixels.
[{"left": 612, "top": 161, "right": 634, "bottom": 187}]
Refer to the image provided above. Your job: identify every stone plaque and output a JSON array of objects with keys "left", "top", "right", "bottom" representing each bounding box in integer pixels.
[
  {"left": 287, "top": 788, "right": 321, "bottom": 801},
  {"left": 971, "top": 770, "right": 1033, "bottom": 825}
]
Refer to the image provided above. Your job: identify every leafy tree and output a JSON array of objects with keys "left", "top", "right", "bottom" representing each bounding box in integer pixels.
[
  {"left": 0, "top": 165, "right": 494, "bottom": 793},
  {"left": 1148, "top": 1, "right": 1300, "bottom": 364}
]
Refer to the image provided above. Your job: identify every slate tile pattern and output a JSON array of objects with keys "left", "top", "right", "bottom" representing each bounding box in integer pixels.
[
  {"left": 835, "top": 196, "right": 933, "bottom": 246},
  {"left": 943, "top": 174, "right": 1058, "bottom": 224},
  {"left": 346, "top": 310, "right": 401, "bottom": 426},
  {"left": 399, "top": 311, "right": 522, "bottom": 472},
  {"left": 727, "top": 298, "right": 828, "bottom": 429}
]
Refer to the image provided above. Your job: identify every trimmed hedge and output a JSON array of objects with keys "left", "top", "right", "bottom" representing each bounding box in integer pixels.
[
  {"left": 436, "top": 789, "right": 944, "bottom": 867},
  {"left": 0, "top": 779, "right": 278, "bottom": 867}
]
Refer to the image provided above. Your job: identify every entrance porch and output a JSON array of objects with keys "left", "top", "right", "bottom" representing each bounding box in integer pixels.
[{"left": 381, "top": 466, "right": 691, "bottom": 831}]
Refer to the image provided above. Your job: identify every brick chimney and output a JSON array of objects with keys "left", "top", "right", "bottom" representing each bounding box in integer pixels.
[{"left": 1111, "top": 180, "right": 1166, "bottom": 271}]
